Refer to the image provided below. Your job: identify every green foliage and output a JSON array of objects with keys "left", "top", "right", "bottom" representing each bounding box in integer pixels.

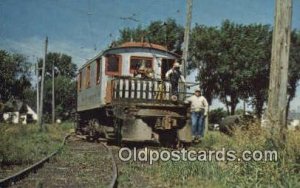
[
  {"left": 144, "top": 128, "right": 300, "bottom": 187},
  {"left": 189, "top": 25, "right": 221, "bottom": 105},
  {"left": 0, "top": 50, "right": 76, "bottom": 122},
  {"left": 188, "top": 20, "right": 300, "bottom": 117},
  {"left": 38, "top": 52, "right": 77, "bottom": 121},
  {"left": 22, "top": 87, "right": 36, "bottom": 109},
  {"left": 116, "top": 18, "right": 184, "bottom": 54},
  {"left": 234, "top": 109, "right": 245, "bottom": 115},
  {"left": 0, "top": 123, "right": 73, "bottom": 166},
  {"left": 0, "top": 50, "right": 32, "bottom": 101},
  {"left": 44, "top": 75, "right": 76, "bottom": 121},
  {"left": 209, "top": 108, "right": 228, "bottom": 124},
  {"left": 117, "top": 25, "right": 146, "bottom": 44},
  {"left": 38, "top": 52, "right": 77, "bottom": 79},
  {"left": 287, "top": 31, "right": 300, "bottom": 113},
  {"left": 0, "top": 102, "right": 4, "bottom": 113}
]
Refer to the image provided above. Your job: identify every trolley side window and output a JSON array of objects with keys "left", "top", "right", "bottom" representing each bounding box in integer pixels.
[
  {"left": 96, "top": 59, "right": 101, "bottom": 84},
  {"left": 86, "top": 65, "right": 91, "bottom": 88},
  {"left": 105, "top": 55, "right": 122, "bottom": 76},
  {"left": 130, "top": 56, "right": 153, "bottom": 73},
  {"left": 78, "top": 71, "right": 82, "bottom": 91}
]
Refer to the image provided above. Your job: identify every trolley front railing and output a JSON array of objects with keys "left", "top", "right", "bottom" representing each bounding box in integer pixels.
[{"left": 111, "top": 77, "right": 195, "bottom": 104}]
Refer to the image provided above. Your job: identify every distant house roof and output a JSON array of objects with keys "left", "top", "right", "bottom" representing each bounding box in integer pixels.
[{"left": 4, "top": 99, "right": 27, "bottom": 113}]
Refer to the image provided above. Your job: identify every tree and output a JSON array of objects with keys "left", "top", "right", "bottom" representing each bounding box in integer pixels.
[
  {"left": 286, "top": 31, "right": 300, "bottom": 118},
  {"left": 38, "top": 52, "right": 77, "bottom": 121},
  {"left": 188, "top": 24, "right": 221, "bottom": 105},
  {"left": 117, "top": 25, "right": 146, "bottom": 44},
  {"left": 115, "top": 19, "right": 300, "bottom": 119},
  {"left": 241, "top": 24, "right": 272, "bottom": 118},
  {"left": 209, "top": 108, "right": 227, "bottom": 124},
  {"left": 189, "top": 21, "right": 273, "bottom": 116},
  {"left": 44, "top": 75, "right": 76, "bottom": 121},
  {"left": 0, "top": 50, "right": 32, "bottom": 101},
  {"left": 116, "top": 18, "right": 184, "bottom": 54},
  {"left": 38, "top": 52, "right": 77, "bottom": 79}
]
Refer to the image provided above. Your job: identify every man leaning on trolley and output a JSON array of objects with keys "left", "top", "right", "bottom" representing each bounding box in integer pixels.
[{"left": 184, "top": 88, "right": 208, "bottom": 143}]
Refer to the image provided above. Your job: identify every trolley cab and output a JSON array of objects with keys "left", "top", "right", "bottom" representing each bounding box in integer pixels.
[{"left": 76, "top": 42, "right": 193, "bottom": 145}]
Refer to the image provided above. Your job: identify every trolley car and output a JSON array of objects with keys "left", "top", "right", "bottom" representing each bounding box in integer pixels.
[{"left": 76, "top": 42, "right": 193, "bottom": 145}]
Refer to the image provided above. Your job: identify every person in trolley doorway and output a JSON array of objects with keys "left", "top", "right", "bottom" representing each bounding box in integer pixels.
[
  {"left": 165, "top": 62, "right": 186, "bottom": 98},
  {"left": 184, "top": 88, "right": 209, "bottom": 142}
]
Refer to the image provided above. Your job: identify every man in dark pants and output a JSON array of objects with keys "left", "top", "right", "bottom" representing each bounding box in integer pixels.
[
  {"left": 184, "top": 88, "right": 208, "bottom": 142},
  {"left": 165, "top": 62, "right": 186, "bottom": 97}
]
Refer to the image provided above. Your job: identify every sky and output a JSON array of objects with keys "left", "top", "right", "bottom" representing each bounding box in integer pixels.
[{"left": 0, "top": 0, "right": 300, "bottom": 111}]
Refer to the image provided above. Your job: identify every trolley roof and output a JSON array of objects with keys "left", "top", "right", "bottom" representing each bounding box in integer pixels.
[{"left": 79, "top": 42, "right": 180, "bottom": 70}]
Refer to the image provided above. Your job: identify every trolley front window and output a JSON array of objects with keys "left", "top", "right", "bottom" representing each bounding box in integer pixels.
[
  {"left": 130, "top": 56, "right": 153, "bottom": 73},
  {"left": 106, "top": 55, "right": 122, "bottom": 76}
]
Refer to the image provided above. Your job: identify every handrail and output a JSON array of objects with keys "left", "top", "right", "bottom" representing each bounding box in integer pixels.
[
  {"left": 111, "top": 76, "right": 199, "bottom": 85},
  {"left": 110, "top": 77, "right": 196, "bottom": 104}
]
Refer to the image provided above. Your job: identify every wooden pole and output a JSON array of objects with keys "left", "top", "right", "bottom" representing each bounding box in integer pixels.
[
  {"left": 39, "top": 37, "right": 48, "bottom": 131},
  {"left": 36, "top": 62, "right": 39, "bottom": 124},
  {"left": 267, "top": 0, "right": 292, "bottom": 138},
  {"left": 52, "top": 62, "right": 55, "bottom": 124},
  {"left": 182, "top": 0, "right": 193, "bottom": 78},
  {"left": 243, "top": 100, "right": 246, "bottom": 115},
  {"left": 180, "top": 0, "right": 193, "bottom": 101}
]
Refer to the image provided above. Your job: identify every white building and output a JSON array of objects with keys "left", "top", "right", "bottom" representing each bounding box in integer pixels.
[{"left": 2, "top": 100, "right": 37, "bottom": 124}]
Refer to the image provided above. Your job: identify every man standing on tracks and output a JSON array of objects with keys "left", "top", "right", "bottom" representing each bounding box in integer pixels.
[
  {"left": 184, "top": 88, "right": 208, "bottom": 142},
  {"left": 165, "top": 62, "right": 186, "bottom": 97}
]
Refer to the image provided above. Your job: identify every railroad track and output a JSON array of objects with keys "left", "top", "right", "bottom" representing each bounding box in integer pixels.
[{"left": 0, "top": 134, "right": 118, "bottom": 188}]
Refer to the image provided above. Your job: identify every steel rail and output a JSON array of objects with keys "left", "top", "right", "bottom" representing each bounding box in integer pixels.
[
  {"left": 75, "top": 134, "right": 118, "bottom": 187},
  {"left": 0, "top": 132, "right": 73, "bottom": 188},
  {"left": 101, "top": 143, "right": 118, "bottom": 188}
]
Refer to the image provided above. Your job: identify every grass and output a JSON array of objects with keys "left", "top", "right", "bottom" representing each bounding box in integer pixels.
[
  {"left": 1, "top": 121, "right": 298, "bottom": 187},
  {"left": 119, "top": 124, "right": 300, "bottom": 187},
  {"left": 0, "top": 122, "right": 73, "bottom": 166},
  {"left": 157, "top": 126, "right": 300, "bottom": 187}
]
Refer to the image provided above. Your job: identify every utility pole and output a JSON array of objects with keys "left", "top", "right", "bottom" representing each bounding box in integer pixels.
[
  {"left": 243, "top": 100, "right": 246, "bottom": 115},
  {"left": 52, "top": 61, "right": 55, "bottom": 124},
  {"left": 36, "top": 62, "right": 40, "bottom": 124},
  {"left": 39, "top": 37, "right": 48, "bottom": 131},
  {"left": 267, "top": 0, "right": 292, "bottom": 140},
  {"left": 182, "top": 0, "right": 193, "bottom": 78}
]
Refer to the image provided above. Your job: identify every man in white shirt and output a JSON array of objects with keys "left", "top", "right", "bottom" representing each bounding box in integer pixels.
[
  {"left": 184, "top": 88, "right": 209, "bottom": 141},
  {"left": 165, "top": 62, "right": 185, "bottom": 97}
]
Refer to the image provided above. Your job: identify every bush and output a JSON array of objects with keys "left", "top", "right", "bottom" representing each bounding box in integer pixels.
[
  {"left": 0, "top": 123, "right": 73, "bottom": 166},
  {"left": 209, "top": 108, "right": 228, "bottom": 124},
  {"left": 147, "top": 125, "right": 300, "bottom": 187}
]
